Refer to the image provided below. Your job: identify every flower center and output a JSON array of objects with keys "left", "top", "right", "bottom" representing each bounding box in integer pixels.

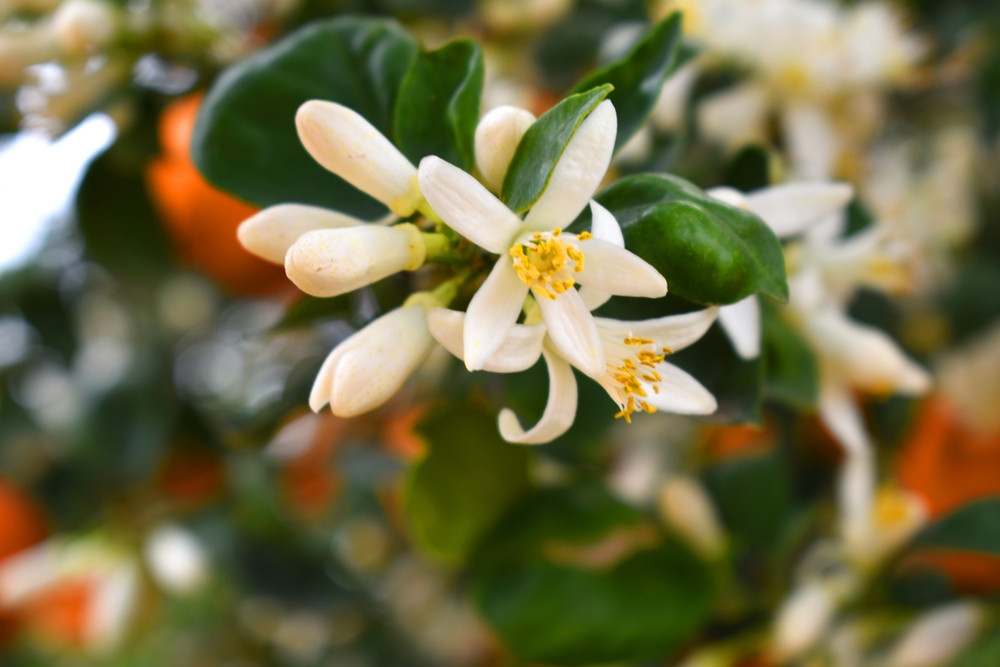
[
  {"left": 607, "top": 335, "right": 673, "bottom": 423},
  {"left": 509, "top": 228, "right": 591, "bottom": 300}
]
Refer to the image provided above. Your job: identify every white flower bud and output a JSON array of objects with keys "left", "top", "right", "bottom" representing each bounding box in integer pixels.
[
  {"left": 144, "top": 524, "right": 209, "bottom": 596},
  {"left": 474, "top": 105, "right": 536, "bottom": 192},
  {"left": 657, "top": 476, "right": 725, "bottom": 560},
  {"left": 284, "top": 223, "right": 426, "bottom": 298},
  {"left": 238, "top": 204, "right": 362, "bottom": 265},
  {"left": 773, "top": 582, "right": 836, "bottom": 660},
  {"left": 309, "top": 299, "right": 437, "bottom": 417},
  {"left": 888, "top": 602, "right": 982, "bottom": 667},
  {"left": 52, "top": 0, "right": 118, "bottom": 54},
  {"left": 296, "top": 100, "right": 422, "bottom": 216}
]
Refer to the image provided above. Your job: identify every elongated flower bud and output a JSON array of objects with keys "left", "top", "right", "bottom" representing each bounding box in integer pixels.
[
  {"left": 474, "top": 105, "right": 535, "bottom": 192},
  {"left": 309, "top": 298, "right": 437, "bottom": 417},
  {"left": 285, "top": 223, "right": 426, "bottom": 298},
  {"left": 296, "top": 101, "right": 422, "bottom": 216},
  {"left": 657, "top": 476, "right": 725, "bottom": 560},
  {"left": 773, "top": 583, "right": 835, "bottom": 660},
  {"left": 238, "top": 204, "right": 362, "bottom": 264}
]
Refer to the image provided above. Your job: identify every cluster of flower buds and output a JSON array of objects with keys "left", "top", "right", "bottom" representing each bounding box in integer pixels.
[{"left": 239, "top": 98, "right": 721, "bottom": 444}]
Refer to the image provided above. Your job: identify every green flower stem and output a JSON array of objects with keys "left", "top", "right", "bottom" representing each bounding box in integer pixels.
[
  {"left": 422, "top": 232, "right": 452, "bottom": 261},
  {"left": 430, "top": 270, "right": 472, "bottom": 307}
]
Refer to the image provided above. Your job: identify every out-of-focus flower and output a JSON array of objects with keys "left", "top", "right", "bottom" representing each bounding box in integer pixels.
[
  {"left": 0, "top": 480, "right": 47, "bottom": 563},
  {"left": 772, "top": 581, "right": 838, "bottom": 660},
  {"left": 309, "top": 294, "right": 441, "bottom": 418},
  {"left": 707, "top": 181, "right": 854, "bottom": 359},
  {"left": 887, "top": 602, "right": 982, "bottom": 667},
  {"left": 419, "top": 101, "right": 666, "bottom": 376},
  {"left": 51, "top": 0, "right": 120, "bottom": 54},
  {"left": 844, "top": 486, "right": 927, "bottom": 570},
  {"left": 148, "top": 93, "right": 289, "bottom": 295},
  {"left": 657, "top": 476, "right": 725, "bottom": 560}
]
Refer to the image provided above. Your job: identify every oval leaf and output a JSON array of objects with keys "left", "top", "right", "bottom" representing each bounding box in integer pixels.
[
  {"left": 912, "top": 498, "right": 1000, "bottom": 554},
  {"left": 598, "top": 173, "right": 789, "bottom": 305},
  {"left": 571, "top": 12, "right": 683, "bottom": 151},
  {"left": 394, "top": 40, "right": 484, "bottom": 171},
  {"left": 501, "top": 84, "right": 613, "bottom": 214},
  {"left": 192, "top": 18, "right": 417, "bottom": 215}
]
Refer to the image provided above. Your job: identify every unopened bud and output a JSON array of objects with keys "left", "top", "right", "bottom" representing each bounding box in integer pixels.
[
  {"left": 657, "top": 476, "right": 725, "bottom": 560},
  {"left": 474, "top": 105, "right": 535, "bottom": 192}
]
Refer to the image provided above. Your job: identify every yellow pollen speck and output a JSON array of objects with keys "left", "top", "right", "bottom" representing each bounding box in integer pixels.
[{"left": 509, "top": 231, "right": 587, "bottom": 299}]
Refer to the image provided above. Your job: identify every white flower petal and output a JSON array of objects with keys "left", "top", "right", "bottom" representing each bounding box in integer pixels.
[
  {"left": 698, "top": 83, "right": 769, "bottom": 152},
  {"left": 475, "top": 105, "right": 536, "bottom": 192},
  {"left": 782, "top": 101, "right": 839, "bottom": 180},
  {"left": 418, "top": 156, "right": 524, "bottom": 253},
  {"left": 498, "top": 346, "right": 578, "bottom": 444},
  {"left": 746, "top": 182, "right": 854, "bottom": 238},
  {"left": 706, "top": 186, "right": 749, "bottom": 209},
  {"left": 578, "top": 200, "right": 623, "bottom": 310},
  {"left": 523, "top": 100, "right": 617, "bottom": 230},
  {"left": 575, "top": 238, "right": 667, "bottom": 298},
  {"left": 285, "top": 224, "right": 425, "bottom": 297},
  {"left": 598, "top": 307, "right": 718, "bottom": 353},
  {"left": 426, "top": 307, "right": 544, "bottom": 373},
  {"left": 238, "top": 204, "right": 362, "bottom": 264},
  {"left": 806, "top": 309, "right": 931, "bottom": 395},
  {"left": 642, "top": 362, "right": 717, "bottom": 414},
  {"left": 296, "top": 101, "right": 421, "bottom": 216},
  {"left": 718, "top": 296, "right": 761, "bottom": 359},
  {"left": 818, "top": 376, "right": 875, "bottom": 530},
  {"left": 464, "top": 260, "right": 530, "bottom": 370},
  {"left": 313, "top": 305, "right": 434, "bottom": 417},
  {"left": 535, "top": 287, "right": 605, "bottom": 377}
]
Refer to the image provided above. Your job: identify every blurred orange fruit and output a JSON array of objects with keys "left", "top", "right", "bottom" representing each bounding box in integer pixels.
[
  {"left": 19, "top": 578, "right": 92, "bottom": 648},
  {"left": 147, "top": 93, "right": 290, "bottom": 297},
  {"left": 158, "top": 444, "right": 225, "bottom": 508},
  {"left": 0, "top": 479, "right": 47, "bottom": 563},
  {"left": 898, "top": 395, "right": 1000, "bottom": 594}
]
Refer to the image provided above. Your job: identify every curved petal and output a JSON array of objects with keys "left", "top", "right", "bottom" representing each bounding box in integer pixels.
[
  {"left": 296, "top": 101, "right": 421, "bottom": 216},
  {"left": 717, "top": 296, "right": 761, "bottom": 359},
  {"left": 417, "top": 156, "right": 523, "bottom": 254},
  {"left": 238, "top": 204, "right": 362, "bottom": 264},
  {"left": 782, "top": 101, "right": 839, "bottom": 181},
  {"left": 578, "top": 202, "right": 622, "bottom": 310},
  {"left": 643, "top": 362, "right": 717, "bottom": 415},
  {"left": 475, "top": 105, "right": 536, "bottom": 192},
  {"left": 575, "top": 238, "right": 668, "bottom": 298},
  {"left": 426, "top": 307, "right": 544, "bottom": 373},
  {"left": 706, "top": 186, "right": 749, "bottom": 210},
  {"left": 464, "top": 260, "right": 529, "bottom": 370},
  {"left": 309, "top": 342, "right": 352, "bottom": 412},
  {"left": 523, "top": 100, "right": 617, "bottom": 230},
  {"left": 597, "top": 307, "right": 718, "bottom": 353},
  {"left": 535, "top": 287, "right": 604, "bottom": 377},
  {"left": 588, "top": 199, "right": 623, "bottom": 247},
  {"left": 818, "top": 375, "right": 874, "bottom": 527},
  {"left": 746, "top": 182, "right": 854, "bottom": 238},
  {"left": 498, "top": 346, "right": 578, "bottom": 444}
]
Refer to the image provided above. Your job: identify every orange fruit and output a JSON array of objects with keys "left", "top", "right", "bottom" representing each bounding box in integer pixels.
[
  {"left": 0, "top": 479, "right": 47, "bottom": 563},
  {"left": 19, "top": 578, "right": 92, "bottom": 648},
  {"left": 148, "top": 93, "right": 291, "bottom": 297},
  {"left": 897, "top": 395, "right": 1000, "bottom": 594}
]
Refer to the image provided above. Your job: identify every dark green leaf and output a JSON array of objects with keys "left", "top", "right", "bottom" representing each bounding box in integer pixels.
[
  {"left": 501, "top": 84, "right": 613, "bottom": 214},
  {"left": 571, "top": 13, "right": 682, "bottom": 151},
  {"left": 599, "top": 173, "right": 789, "bottom": 304},
  {"left": 954, "top": 629, "right": 1000, "bottom": 667},
  {"left": 912, "top": 498, "right": 1000, "bottom": 554},
  {"left": 394, "top": 40, "right": 483, "bottom": 170},
  {"left": 724, "top": 145, "right": 772, "bottom": 192},
  {"left": 404, "top": 402, "right": 531, "bottom": 565},
  {"left": 703, "top": 452, "right": 791, "bottom": 548},
  {"left": 473, "top": 480, "right": 712, "bottom": 665},
  {"left": 192, "top": 18, "right": 417, "bottom": 214},
  {"left": 761, "top": 302, "right": 818, "bottom": 409}
]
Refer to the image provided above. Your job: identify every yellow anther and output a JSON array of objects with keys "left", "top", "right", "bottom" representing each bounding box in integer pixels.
[
  {"left": 509, "top": 231, "right": 586, "bottom": 298},
  {"left": 577, "top": 231, "right": 592, "bottom": 240},
  {"left": 625, "top": 337, "right": 654, "bottom": 346},
  {"left": 609, "top": 333, "right": 671, "bottom": 423},
  {"left": 552, "top": 227, "right": 562, "bottom": 236}
]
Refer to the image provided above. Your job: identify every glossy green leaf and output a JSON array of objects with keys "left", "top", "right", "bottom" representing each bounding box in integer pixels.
[
  {"left": 912, "top": 498, "right": 1000, "bottom": 554},
  {"left": 394, "top": 40, "right": 483, "bottom": 171},
  {"left": 571, "top": 12, "right": 682, "bottom": 151},
  {"left": 703, "top": 451, "right": 791, "bottom": 548},
  {"left": 501, "top": 84, "right": 613, "bottom": 214},
  {"left": 473, "top": 481, "right": 712, "bottom": 665},
  {"left": 192, "top": 18, "right": 417, "bottom": 215},
  {"left": 761, "top": 302, "right": 818, "bottom": 409},
  {"left": 598, "top": 173, "right": 789, "bottom": 304},
  {"left": 403, "top": 402, "right": 531, "bottom": 565}
]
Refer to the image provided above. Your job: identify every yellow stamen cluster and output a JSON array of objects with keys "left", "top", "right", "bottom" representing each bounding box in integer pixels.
[
  {"left": 874, "top": 488, "right": 913, "bottom": 528},
  {"left": 509, "top": 228, "right": 587, "bottom": 299},
  {"left": 611, "top": 336, "right": 671, "bottom": 423}
]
